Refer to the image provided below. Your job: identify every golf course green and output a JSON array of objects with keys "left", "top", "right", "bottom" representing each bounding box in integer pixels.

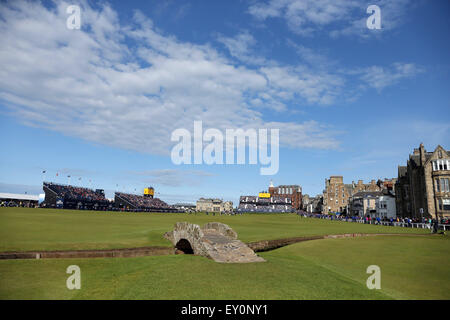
[{"left": 0, "top": 207, "right": 448, "bottom": 299}]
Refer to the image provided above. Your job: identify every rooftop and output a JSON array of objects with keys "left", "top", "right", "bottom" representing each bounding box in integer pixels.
[{"left": 0, "top": 193, "right": 40, "bottom": 201}]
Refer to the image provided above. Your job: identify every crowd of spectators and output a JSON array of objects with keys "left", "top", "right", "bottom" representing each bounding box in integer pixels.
[
  {"left": 237, "top": 195, "right": 294, "bottom": 213},
  {"left": 297, "top": 211, "right": 449, "bottom": 230},
  {"left": 237, "top": 204, "right": 294, "bottom": 213},
  {"left": 44, "top": 182, "right": 107, "bottom": 202},
  {"left": 115, "top": 192, "right": 172, "bottom": 210}
]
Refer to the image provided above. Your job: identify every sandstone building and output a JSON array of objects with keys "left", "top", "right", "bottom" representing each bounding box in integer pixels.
[
  {"left": 196, "top": 198, "right": 233, "bottom": 213},
  {"left": 322, "top": 176, "right": 393, "bottom": 214},
  {"left": 322, "top": 176, "right": 351, "bottom": 213},
  {"left": 395, "top": 144, "right": 450, "bottom": 219}
]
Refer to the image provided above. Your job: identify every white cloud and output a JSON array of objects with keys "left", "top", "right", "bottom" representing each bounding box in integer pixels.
[
  {"left": 127, "top": 169, "right": 214, "bottom": 187},
  {"left": 0, "top": 0, "right": 342, "bottom": 155},
  {"left": 356, "top": 63, "right": 423, "bottom": 90},
  {"left": 217, "top": 31, "right": 267, "bottom": 65},
  {"left": 249, "top": 0, "right": 415, "bottom": 37},
  {"left": 0, "top": 1, "right": 423, "bottom": 158},
  {"left": 260, "top": 65, "right": 344, "bottom": 105},
  {"left": 249, "top": 0, "right": 360, "bottom": 35}
]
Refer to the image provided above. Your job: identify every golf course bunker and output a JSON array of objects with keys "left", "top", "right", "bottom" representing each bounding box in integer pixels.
[{"left": 164, "top": 222, "right": 265, "bottom": 263}]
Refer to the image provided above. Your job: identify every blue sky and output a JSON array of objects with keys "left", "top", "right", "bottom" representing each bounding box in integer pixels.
[{"left": 0, "top": 0, "right": 449, "bottom": 205}]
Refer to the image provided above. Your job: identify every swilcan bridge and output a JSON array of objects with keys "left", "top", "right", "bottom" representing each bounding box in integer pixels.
[{"left": 164, "top": 222, "right": 265, "bottom": 263}]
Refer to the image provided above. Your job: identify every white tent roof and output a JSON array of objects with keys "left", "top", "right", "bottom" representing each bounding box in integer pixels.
[{"left": 0, "top": 193, "right": 39, "bottom": 201}]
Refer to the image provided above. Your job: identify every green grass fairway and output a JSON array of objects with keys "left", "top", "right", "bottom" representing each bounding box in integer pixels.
[
  {"left": 0, "top": 235, "right": 448, "bottom": 299},
  {"left": 0, "top": 207, "right": 428, "bottom": 252},
  {"left": 0, "top": 207, "right": 446, "bottom": 300}
]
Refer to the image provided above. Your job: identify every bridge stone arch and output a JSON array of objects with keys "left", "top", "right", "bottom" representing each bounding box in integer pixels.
[
  {"left": 169, "top": 222, "right": 207, "bottom": 256},
  {"left": 164, "top": 222, "right": 264, "bottom": 263},
  {"left": 175, "top": 238, "right": 194, "bottom": 254}
]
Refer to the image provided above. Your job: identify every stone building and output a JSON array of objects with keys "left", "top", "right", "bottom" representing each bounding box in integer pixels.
[
  {"left": 375, "top": 192, "right": 397, "bottom": 219},
  {"left": 349, "top": 190, "right": 396, "bottom": 218},
  {"left": 268, "top": 181, "right": 302, "bottom": 210},
  {"left": 395, "top": 166, "right": 411, "bottom": 217},
  {"left": 322, "top": 176, "right": 393, "bottom": 214},
  {"left": 352, "top": 179, "right": 381, "bottom": 193},
  {"left": 378, "top": 178, "right": 397, "bottom": 192},
  {"left": 322, "top": 176, "right": 353, "bottom": 214},
  {"left": 196, "top": 198, "right": 233, "bottom": 213},
  {"left": 302, "top": 194, "right": 310, "bottom": 210},
  {"left": 349, "top": 191, "right": 381, "bottom": 216},
  {"left": 306, "top": 195, "right": 323, "bottom": 213},
  {"left": 223, "top": 201, "right": 233, "bottom": 213},
  {"left": 395, "top": 143, "right": 450, "bottom": 219}
]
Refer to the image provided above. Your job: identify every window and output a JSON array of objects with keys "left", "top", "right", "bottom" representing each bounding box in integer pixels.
[
  {"left": 441, "top": 178, "right": 450, "bottom": 192},
  {"left": 438, "top": 199, "right": 450, "bottom": 211},
  {"left": 432, "top": 160, "right": 449, "bottom": 171},
  {"left": 436, "top": 179, "right": 441, "bottom": 192}
]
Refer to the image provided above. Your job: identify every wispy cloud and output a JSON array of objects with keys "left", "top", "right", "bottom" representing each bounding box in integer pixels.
[
  {"left": 249, "top": 0, "right": 416, "bottom": 38},
  {"left": 0, "top": 0, "right": 423, "bottom": 158},
  {"left": 355, "top": 63, "right": 424, "bottom": 90},
  {"left": 0, "top": 0, "right": 344, "bottom": 155},
  {"left": 217, "top": 31, "right": 267, "bottom": 65},
  {"left": 127, "top": 169, "right": 214, "bottom": 187}
]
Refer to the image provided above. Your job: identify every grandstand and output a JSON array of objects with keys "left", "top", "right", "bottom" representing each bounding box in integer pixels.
[
  {"left": 114, "top": 191, "right": 177, "bottom": 212},
  {"left": 41, "top": 182, "right": 178, "bottom": 212},
  {"left": 43, "top": 182, "right": 110, "bottom": 210},
  {"left": 237, "top": 195, "right": 294, "bottom": 213},
  {"left": 0, "top": 193, "right": 39, "bottom": 207}
]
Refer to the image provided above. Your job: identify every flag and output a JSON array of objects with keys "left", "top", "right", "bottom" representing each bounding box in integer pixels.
[{"left": 56, "top": 173, "right": 58, "bottom": 176}]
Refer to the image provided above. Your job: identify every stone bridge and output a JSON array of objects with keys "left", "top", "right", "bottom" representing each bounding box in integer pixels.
[{"left": 164, "top": 222, "right": 265, "bottom": 263}]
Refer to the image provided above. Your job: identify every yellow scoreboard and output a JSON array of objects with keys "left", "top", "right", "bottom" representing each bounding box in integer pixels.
[
  {"left": 144, "top": 187, "right": 154, "bottom": 196},
  {"left": 258, "top": 192, "right": 271, "bottom": 198}
]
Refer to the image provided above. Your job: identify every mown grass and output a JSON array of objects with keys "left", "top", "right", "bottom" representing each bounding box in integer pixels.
[
  {"left": 0, "top": 207, "right": 428, "bottom": 252},
  {"left": 0, "top": 235, "right": 447, "bottom": 300}
]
